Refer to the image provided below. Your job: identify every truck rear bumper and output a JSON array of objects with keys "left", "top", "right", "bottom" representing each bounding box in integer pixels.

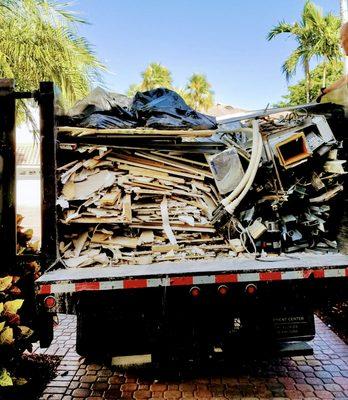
[
  {"left": 73, "top": 277, "right": 347, "bottom": 359},
  {"left": 36, "top": 253, "right": 348, "bottom": 295}
]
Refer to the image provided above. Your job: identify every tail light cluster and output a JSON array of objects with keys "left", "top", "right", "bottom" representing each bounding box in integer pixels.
[
  {"left": 189, "top": 284, "right": 257, "bottom": 297},
  {"left": 245, "top": 284, "right": 257, "bottom": 295},
  {"left": 43, "top": 295, "right": 57, "bottom": 309}
]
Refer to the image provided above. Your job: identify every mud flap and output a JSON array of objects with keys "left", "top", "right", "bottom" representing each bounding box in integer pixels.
[{"left": 37, "top": 311, "right": 54, "bottom": 348}]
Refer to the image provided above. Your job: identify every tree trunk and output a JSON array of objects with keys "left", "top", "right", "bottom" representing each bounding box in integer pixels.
[
  {"left": 322, "top": 60, "right": 327, "bottom": 88},
  {"left": 305, "top": 60, "right": 310, "bottom": 103}
]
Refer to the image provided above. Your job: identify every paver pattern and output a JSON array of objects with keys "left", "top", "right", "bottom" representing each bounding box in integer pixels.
[{"left": 37, "top": 315, "right": 348, "bottom": 400}]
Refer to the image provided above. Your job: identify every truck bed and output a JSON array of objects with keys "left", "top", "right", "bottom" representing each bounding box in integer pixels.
[{"left": 37, "top": 253, "right": 348, "bottom": 294}]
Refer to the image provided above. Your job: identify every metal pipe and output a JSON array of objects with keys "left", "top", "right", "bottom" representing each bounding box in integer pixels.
[
  {"left": 221, "top": 127, "right": 259, "bottom": 207},
  {"left": 225, "top": 120, "right": 263, "bottom": 215}
]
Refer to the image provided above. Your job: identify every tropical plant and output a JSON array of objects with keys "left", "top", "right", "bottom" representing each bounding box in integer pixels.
[
  {"left": 126, "top": 83, "right": 141, "bottom": 97},
  {"left": 127, "top": 62, "right": 173, "bottom": 96},
  {"left": 0, "top": 0, "right": 104, "bottom": 119},
  {"left": 140, "top": 62, "right": 172, "bottom": 91},
  {"left": 278, "top": 60, "right": 342, "bottom": 106},
  {"left": 267, "top": 1, "right": 340, "bottom": 101},
  {"left": 305, "top": 7, "right": 341, "bottom": 86},
  {"left": 184, "top": 73, "right": 214, "bottom": 111}
]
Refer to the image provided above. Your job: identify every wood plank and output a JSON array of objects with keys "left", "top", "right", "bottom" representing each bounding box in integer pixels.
[
  {"left": 139, "top": 230, "right": 155, "bottom": 244},
  {"left": 152, "top": 151, "right": 210, "bottom": 168},
  {"left": 58, "top": 126, "right": 215, "bottom": 137},
  {"left": 135, "top": 152, "right": 213, "bottom": 178},
  {"left": 122, "top": 194, "right": 132, "bottom": 223},
  {"left": 108, "top": 156, "right": 204, "bottom": 180},
  {"left": 127, "top": 180, "right": 173, "bottom": 190},
  {"left": 117, "top": 165, "right": 186, "bottom": 184},
  {"left": 152, "top": 244, "right": 180, "bottom": 253},
  {"left": 92, "top": 236, "right": 139, "bottom": 249},
  {"left": 66, "top": 217, "right": 125, "bottom": 224},
  {"left": 176, "top": 237, "right": 224, "bottom": 244},
  {"left": 130, "top": 223, "right": 215, "bottom": 233}
]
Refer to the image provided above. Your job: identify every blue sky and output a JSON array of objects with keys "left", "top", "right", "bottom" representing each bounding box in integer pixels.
[{"left": 74, "top": 0, "right": 340, "bottom": 110}]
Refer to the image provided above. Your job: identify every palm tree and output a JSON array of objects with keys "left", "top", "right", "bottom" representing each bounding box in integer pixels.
[
  {"left": 304, "top": 5, "right": 341, "bottom": 87},
  {"left": 268, "top": 1, "right": 343, "bottom": 99},
  {"left": 267, "top": 1, "right": 322, "bottom": 102},
  {"left": 0, "top": 0, "right": 103, "bottom": 117},
  {"left": 184, "top": 74, "right": 214, "bottom": 111},
  {"left": 140, "top": 62, "right": 173, "bottom": 91},
  {"left": 126, "top": 62, "right": 173, "bottom": 96}
]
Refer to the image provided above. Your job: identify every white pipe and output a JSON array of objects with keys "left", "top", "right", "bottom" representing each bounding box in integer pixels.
[
  {"left": 225, "top": 120, "right": 263, "bottom": 215},
  {"left": 221, "top": 126, "right": 260, "bottom": 207}
]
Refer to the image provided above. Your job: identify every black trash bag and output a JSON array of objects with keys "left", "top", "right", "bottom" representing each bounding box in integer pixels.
[
  {"left": 57, "top": 88, "right": 137, "bottom": 129},
  {"left": 131, "top": 88, "right": 217, "bottom": 130},
  {"left": 66, "top": 87, "right": 132, "bottom": 117},
  {"left": 79, "top": 106, "right": 138, "bottom": 129}
]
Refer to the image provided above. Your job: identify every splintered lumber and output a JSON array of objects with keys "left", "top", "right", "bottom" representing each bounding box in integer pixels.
[
  {"left": 152, "top": 244, "right": 180, "bottom": 253},
  {"left": 129, "top": 224, "right": 216, "bottom": 232},
  {"left": 57, "top": 144, "right": 229, "bottom": 268},
  {"left": 139, "top": 230, "right": 154, "bottom": 244},
  {"left": 99, "top": 190, "right": 120, "bottom": 206},
  {"left": 122, "top": 194, "right": 132, "bottom": 223},
  {"left": 62, "top": 170, "right": 116, "bottom": 200},
  {"left": 92, "top": 235, "right": 139, "bottom": 249},
  {"left": 67, "top": 217, "right": 124, "bottom": 224},
  {"left": 152, "top": 151, "right": 212, "bottom": 168},
  {"left": 160, "top": 196, "right": 177, "bottom": 245},
  {"left": 108, "top": 156, "right": 205, "bottom": 180},
  {"left": 135, "top": 152, "right": 213, "bottom": 178},
  {"left": 117, "top": 165, "right": 186, "bottom": 184}
]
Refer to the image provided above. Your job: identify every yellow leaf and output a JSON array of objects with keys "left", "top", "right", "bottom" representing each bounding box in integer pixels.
[
  {"left": 0, "top": 368, "right": 13, "bottom": 387},
  {"left": 4, "top": 299, "right": 24, "bottom": 314},
  {"left": 14, "top": 377, "right": 27, "bottom": 386},
  {"left": 0, "top": 327, "right": 14, "bottom": 345},
  {"left": 18, "top": 326, "right": 34, "bottom": 338},
  {"left": 0, "top": 303, "right": 3, "bottom": 314},
  {"left": 0, "top": 321, "right": 5, "bottom": 332},
  {"left": 29, "top": 241, "right": 40, "bottom": 252},
  {"left": 0, "top": 276, "right": 12, "bottom": 292}
]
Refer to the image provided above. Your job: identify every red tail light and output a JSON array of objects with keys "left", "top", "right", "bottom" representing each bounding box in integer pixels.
[
  {"left": 44, "top": 295, "right": 56, "bottom": 309},
  {"left": 189, "top": 286, "right": 200, "bottom": 297},
  {"left": 218, "top": 285, "right": 229, "bottom": 296},
  {"left": 245, "top": 284, "right": 257, "bottom": 295}
]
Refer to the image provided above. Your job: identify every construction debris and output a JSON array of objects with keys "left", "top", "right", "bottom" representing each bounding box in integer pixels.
[
  {"left": 57, "top": 145, "right": 232, "bottom": 267},
  {"left": 56, "top": 92, "right": 346, "bottom": 268}
]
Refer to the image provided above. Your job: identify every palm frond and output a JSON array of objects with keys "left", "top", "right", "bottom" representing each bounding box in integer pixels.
[
  {"left": 282, "top": 49, "right": 302, "bottom": 81},
  {"left": 267, "top": 21, "right": 293, "bottom": 41}
]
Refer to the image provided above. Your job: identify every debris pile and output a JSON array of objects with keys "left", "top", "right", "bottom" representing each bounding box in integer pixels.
[
  {"left": 57, "top": 147, "right": 233, "bottom": 267},
  {"left": 213, "top": 113, "right": 346, "bottom": 254},
  {"left": 57, "top": 90, "right": 346, "bottom": 268}
]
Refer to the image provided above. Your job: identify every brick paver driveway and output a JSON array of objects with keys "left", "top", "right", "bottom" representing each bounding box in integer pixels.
[{"left": 37, "top": 315, "right": 348, "bottom": 400}]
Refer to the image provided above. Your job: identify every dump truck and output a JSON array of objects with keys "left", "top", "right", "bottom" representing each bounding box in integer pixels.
[{"left": 1, "top": 79, "right": 347, "bottom": 365}]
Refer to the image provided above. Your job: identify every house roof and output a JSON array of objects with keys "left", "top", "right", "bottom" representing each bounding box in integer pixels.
[
  {"left": 207, "top": 103, "right": 247, "bottom": 117},
  {"left": 16, "top": 143, "right": 40, "bottom": 166}
]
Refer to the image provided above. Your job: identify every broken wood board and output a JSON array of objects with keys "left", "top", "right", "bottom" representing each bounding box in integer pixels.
[{"left": 108, "top": 156, "right": 205, "bottom": 180}]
